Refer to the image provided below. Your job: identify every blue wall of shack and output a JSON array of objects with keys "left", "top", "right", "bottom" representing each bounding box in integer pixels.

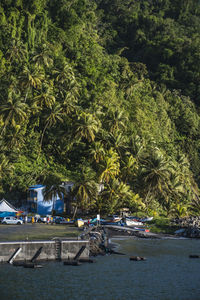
[{"left": 28, "top": 185, "right": 64, "bottom": 215}]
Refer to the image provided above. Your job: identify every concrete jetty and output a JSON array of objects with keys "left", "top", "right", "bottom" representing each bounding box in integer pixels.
[{"left": 0, "top": 239, "right": 89, "bottom": 263}]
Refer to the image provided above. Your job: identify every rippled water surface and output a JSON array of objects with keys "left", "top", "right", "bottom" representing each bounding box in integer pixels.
[{"left": 1, "top": 238, "right": 200, "bottom": 300}]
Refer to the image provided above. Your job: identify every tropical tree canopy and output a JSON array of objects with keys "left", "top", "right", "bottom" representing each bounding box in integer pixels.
[{"left": 1, "top": 0, "right": 200, "bottom": 216}]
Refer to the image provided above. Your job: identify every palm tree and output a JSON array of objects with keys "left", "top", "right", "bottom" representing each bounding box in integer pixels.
[
  {"left": 0, "top": 154, "right": 13, "bottom": 193},
  {"left": 99, "top": 148, "right": 120, "bottom": 183},
  {"left": 32, "top": 44, "right": 53, "bottom": 68},
  {"left": 167, "top": 154, "right": 196, "bottom": 212},
  {"left": 129, "top": 135, "right": 145, "bottom": 160},
  {"left": 189, "top": 197, "right": 200, "bottom": 216},
  {"left": 101, "top": 179, "right": 143, "bottom": 214},
  {"left": 43, "top": 178, "right": 68, "bottom": 214},
  {"left": 6, "top": 39, "right": 27, "bottom": 63},
  {"left": 53, "top": 63, "right": 80, "bottom": 114},
  {"left": 89, "top": 141, "right": 105, "bottom": 163},
  {"left": 139, "top": 150, "right": 173, "bottom": 207},
  {"left": 71, "top": 168, "right": 98, "bottom": 216},
  {"left": 121, "top": 154, "right": 137, "bottom": 183},
  {"left": 170, "top": 203, "right": 188, "bottom": 218},
  {"left": 34, "top": 82, "right": 55, "bottom": 109},
  {"left": 166, "top": 172, "right": 185, "bottom": 213},
  {"left": 39, "top": 103, "right": 64, "bottom": 153},
  {"left": 20, "top": 65, "right": 44, "bottom": 102},
  {"left": 115, "top": 180, "right": 143, "bottom": 212},
  {"left": 105, "top": 108, "right": 128, "bottom": 134},
  {"left": 74, "top": 112, "right": 100, "bottom": 142},
  {"left": 0, "top": 91, "right": 29, "bottom": 135},
  {"left": 107, "top": 132, "right": 128, "bottom": 158},
  {"left": 54, "top": 63, "right": 76, "bottom": 87}
]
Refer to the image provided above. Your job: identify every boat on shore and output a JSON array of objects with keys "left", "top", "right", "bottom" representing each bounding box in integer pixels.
[
  {"left": 125, "top": 219, "right": 144, "bottom": 227},
  {"left": 101, "top": 215, "right": 122, "bottom": 225},
  {"left": 139, "top": 216, "right": 153, "bottom": 222}
]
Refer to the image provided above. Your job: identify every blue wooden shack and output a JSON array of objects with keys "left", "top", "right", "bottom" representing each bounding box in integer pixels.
[{"left": 27, "top": 185, "right": 64, "bottom": 215}]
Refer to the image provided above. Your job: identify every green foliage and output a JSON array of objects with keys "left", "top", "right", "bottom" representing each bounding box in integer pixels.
[
  {"left": 148, "top": 217, "right": 177, "bottom": 234},
  {"left": 0, "top": 0, "right": 200, "bottom": 215}
]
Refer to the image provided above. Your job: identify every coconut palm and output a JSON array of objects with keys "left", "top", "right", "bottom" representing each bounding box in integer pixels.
[
  {"left": 105, "top": 108, "right": 128, "bottom": 134},
  {"left": 6, "top": 39, "right": 27, "bottom": 63},
  {"left": 129, "top": 135, "right": 145, "bottom": 162},
  {"left": 0, "top": 92, "right": 29, "bottom": 135},
  {"left": 34, "top": 82, "right": 55, "bottom": 109},
  {"left": 54, "top": 63, "right": 76, "bottom": 87},
  {"left": 0, "top": 154, "right": 13, "bottom": 179},
  {"left": 39, "top": 103, "right": 64, "bottom": 153},
  {"left": 74, "top": 112, "right": 100, "bottom": 142},
  {"left": 71, "top": 168, "right": 98, "bottom": 214},
  {"left": 165, "top": 172, "right": 185, "bottom": 212},
  {"left": 167, "top": 154, "right": 195, "bottom": 212},
  {"left": 99, "top": 148, "right": 120, "bottom": 183},
  {"left": 101, "top": 179, "right": 143, "bottom": 214},
  {"left": 89, "top": 141, "right": 105, "bottom": 163},
  {"left": 121, "top": 154, "right": 137, "bottom": 183},
  {"left": 53, "top": 63, "right": 80, "bottom": 114},
  {"left": 0, "top": 154, "right": 13, "bottom": 192},
  {"left": 43, "top": 178, "right": 68, "bottom": 213},
  {"left": 107, "top": 132, "right": 128, "bottom": 158},
  {"left": 32, "top": 44, "right": 53, "bottom": 68},
  {"left": 170, "top": 203, "right": 188, "bottom": 218},
  {"left": 20, "top": 65, "right": 44, "bottom": 102},
  {"left": 139, "top": 150, "right": 174, "bottom": 207},
  {"left": 100, "top": 181, "right": 118, "bottom": 214},
  {"left": 189, "top": 197, "right": 200, "bottom": 216}
]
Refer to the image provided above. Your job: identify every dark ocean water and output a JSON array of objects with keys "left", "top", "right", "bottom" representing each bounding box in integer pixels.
[{"left": 0, "top": 238, "right": 200, "bottom": 300}]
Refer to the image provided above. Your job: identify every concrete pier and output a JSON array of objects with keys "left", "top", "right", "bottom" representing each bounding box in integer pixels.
[{"left": 0, "top": 239, "right": 89, "bottom": 263}]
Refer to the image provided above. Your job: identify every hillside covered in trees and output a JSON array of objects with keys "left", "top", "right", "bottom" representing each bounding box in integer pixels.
[{"left": 1, "top": 0, "right": 200, "bottom": 217}]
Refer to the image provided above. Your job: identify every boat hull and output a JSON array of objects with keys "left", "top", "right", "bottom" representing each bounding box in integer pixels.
[{"left": 125, "top": 219, "right": 144, "bottom": 227}]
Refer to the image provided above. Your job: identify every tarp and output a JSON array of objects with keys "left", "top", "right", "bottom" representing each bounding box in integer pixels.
[
  {"left": 0, "top": 211, "right": 16, "bottom": 217},
  {"left": 0, "top": 198, "right": 18, "bottom": 213}
]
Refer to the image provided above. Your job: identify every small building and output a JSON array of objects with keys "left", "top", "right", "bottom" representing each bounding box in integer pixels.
[
  {"left": 27, "top": 181, "right": 104, "bottom": 215},
  {"left": 0, "top": 199, "right": 18, "bottom": 217},
  {"left": 27, "top": 185, "right": 64, "bottom": 215}
]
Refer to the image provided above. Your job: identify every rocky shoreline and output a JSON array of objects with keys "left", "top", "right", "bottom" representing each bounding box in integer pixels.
[
  {"left": 172, "top": 216, "right": 200, "bottom": 238},
  {"left": 80, "top": 218, "right": 200, "bottom": 257},
  {"left": 80, "top": 225, "right": 175, "bottom": 257}
]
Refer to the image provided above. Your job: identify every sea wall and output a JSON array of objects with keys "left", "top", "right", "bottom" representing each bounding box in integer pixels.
[{"left": 0, "top": 239, "right": 89, "bottom": 263}]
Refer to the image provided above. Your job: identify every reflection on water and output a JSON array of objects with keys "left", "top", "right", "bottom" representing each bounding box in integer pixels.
[{"left": 0, "top": 238, "right": 200, "bottom": 300}]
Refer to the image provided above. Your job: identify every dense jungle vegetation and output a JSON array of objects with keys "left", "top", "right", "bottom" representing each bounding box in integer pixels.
[{"left": 1, "top": 0, "right": 200, "bottom": 217}]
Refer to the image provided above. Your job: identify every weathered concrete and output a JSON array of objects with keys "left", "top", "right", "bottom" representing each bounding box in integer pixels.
[
  {"left": 0, "top": 239, "right": 89, "bottom": 263},
  {"left": 61, "top": 240, "right": 89, "bottom": 260}
]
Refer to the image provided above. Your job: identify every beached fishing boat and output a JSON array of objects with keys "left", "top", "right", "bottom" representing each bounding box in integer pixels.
[
  {"left": 140, "top": 216, "right": 153, "bottom": 222},
  {"left": 77, "top": 219, "right": 84, "bottom": 227},
  {"left": 101, "top": 215, "right": 122, "bottom": 225},
  {"left": 125, "top": 219, "right": 144, "bottom": 227}
]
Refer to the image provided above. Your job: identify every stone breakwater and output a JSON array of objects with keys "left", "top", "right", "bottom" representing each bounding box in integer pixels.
[
  {"left": 80, "top": 226, "right": 109, "bottom": 256},
  {"left": 79, "top": 225, "right": 166, "bottom": 257},
  {"left": 172, "top": 216, "right": 200, "bottom": 238}
]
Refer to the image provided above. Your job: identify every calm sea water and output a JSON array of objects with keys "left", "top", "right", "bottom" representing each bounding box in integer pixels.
[{"left": 0, "top": 238, "right": 200, "bottom": 300}]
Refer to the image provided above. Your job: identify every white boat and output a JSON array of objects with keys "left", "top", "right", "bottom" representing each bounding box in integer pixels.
[
  {"left": 140, "top": 216, "right": 153, "bottom": 222},
  {"left": 125, "top": 219, "right": 144, "bottom": 227}
]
